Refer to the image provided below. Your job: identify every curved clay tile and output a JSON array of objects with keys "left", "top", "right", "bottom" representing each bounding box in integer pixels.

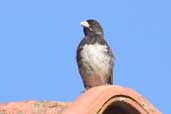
[
  {"left": 0, "top": 85, "right": 161, "bottom": 114},
  {"left": 0, "top": 100, "right": 70, "bottom": 114},
  {"left": 62, "top": 85, "right": 161, "bottom": 114}
]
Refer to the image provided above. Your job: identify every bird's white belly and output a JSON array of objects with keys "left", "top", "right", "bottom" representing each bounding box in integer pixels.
[{"left": 81, "top": 43, "right": 110, "bottom": 75}]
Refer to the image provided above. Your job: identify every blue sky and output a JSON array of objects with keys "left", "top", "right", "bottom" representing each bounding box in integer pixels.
[{"left": 0, "top": 0, "right": 170, "bottom": 113}]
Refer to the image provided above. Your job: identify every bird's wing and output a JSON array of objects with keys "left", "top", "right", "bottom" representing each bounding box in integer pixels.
[{"left": 102, "top": 39, "right": 115, "bottom": 84}]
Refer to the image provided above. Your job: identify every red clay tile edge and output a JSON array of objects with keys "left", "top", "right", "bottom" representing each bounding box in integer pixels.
[
  {"left": 0, "top": 100, "right": 70, "bottom": 114},
  {"left": 62, "top": 85, "right": 161, "bottom": 114}
]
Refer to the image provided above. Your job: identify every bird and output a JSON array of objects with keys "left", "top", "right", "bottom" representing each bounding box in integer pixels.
[{"left": 76, "top": 19, "right": 115, "bottom": 90}]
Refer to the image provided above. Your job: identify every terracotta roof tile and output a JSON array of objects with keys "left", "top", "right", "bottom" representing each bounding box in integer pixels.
[
  {"left": 0, "top": 100, "right": 70, "bottom": 114},
  {"left": 0, "top": 85, "right": 161, "bottom": 114},
  {"left": 62, "top": 85, "right": 161, "bottom": 114}
]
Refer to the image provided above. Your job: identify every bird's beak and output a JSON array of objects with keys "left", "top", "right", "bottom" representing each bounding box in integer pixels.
[{"left": 80, "top": 21, "right": 90, "bottom": 28}]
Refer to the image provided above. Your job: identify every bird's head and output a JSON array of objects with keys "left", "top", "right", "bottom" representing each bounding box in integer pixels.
[{"left": 80, "top": 19, "right": 104, "bottom": 36}]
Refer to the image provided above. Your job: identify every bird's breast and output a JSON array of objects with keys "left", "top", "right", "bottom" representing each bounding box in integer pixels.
[{"left": 80, "top": 43, "right": 111, "bottom": 75}]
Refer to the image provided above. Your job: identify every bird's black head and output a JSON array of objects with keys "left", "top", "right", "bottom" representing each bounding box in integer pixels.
[{"left": 80, "top": 19, "right": 104, "bottom": 36}]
